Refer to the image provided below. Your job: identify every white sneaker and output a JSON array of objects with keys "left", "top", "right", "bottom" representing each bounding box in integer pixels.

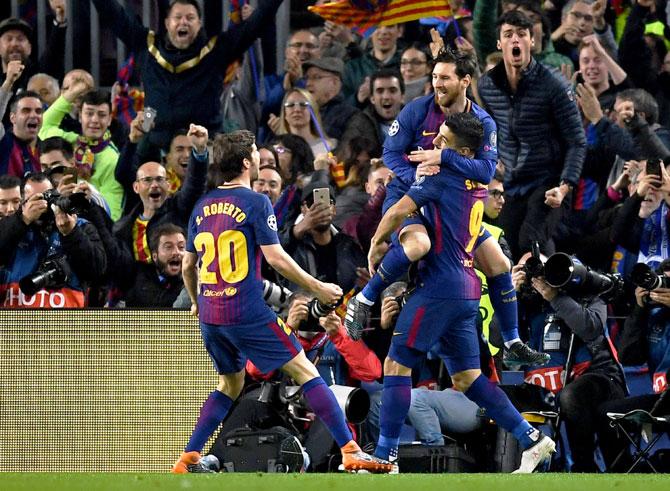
[{"left": 512, "top": 435, "right": 556, "bottom": 473}]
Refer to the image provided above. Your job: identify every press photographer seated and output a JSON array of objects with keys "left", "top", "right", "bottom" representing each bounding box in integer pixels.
[
  {"left": 512, "top": 251, "right": 627, "bottom": 472},
  {"left": 206, "top": 291, "right": 381, "bottom": 472},
  {"left": 0, "top": 172, "right": 106, "bottom": 307},
  {"left": 594, "top": 260, "right": 670, "bottom": 472}
]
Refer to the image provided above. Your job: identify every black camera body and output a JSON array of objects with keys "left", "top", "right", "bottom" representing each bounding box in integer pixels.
[
  {"left": 296, "top": 299, "right": 337, "bottom": 332},
  {"left": 41, "top": 189, "right": 88, "bottom": 216},
  {"left": 524, "top": 241, "right": 544, "bottom": 282},
  {"left": 19, "top": 254, "right": 71, "bottom": 296},
  {"left": 631, "top": 263, "right": 670, "bottom": 291}
]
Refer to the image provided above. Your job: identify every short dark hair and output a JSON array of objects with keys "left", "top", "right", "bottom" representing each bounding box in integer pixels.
[
  {"left": 258, "top": 144, "right": 280, "bottom": 167},
  {"left": 433, "top": 47, "right": 478, "bottom": 79},
  {"left": 22, "top": 172, "right": 50, "bottom": 192},
  {"left": 39, "top": 137, "right": 74, "bottom": 161},
  {"left": 168, "top": 128, "right": 189, "bottom": 147},
  {"left": 444, "top": 112, "right": 484, "bottom": 151},
  {"left": 496, "top": 10, "right": 534, "bottom": 39},
  {"left": 148, "top": 223, "right": 186, "bottom": 254},
  {"left": 167, "top": 0, "right": 202, "bottom": 18},
  {"left": 369, "top": 68, "right": 405, "bottom": 95},
  {"left": 9, "top": 90, "right": 42, "bottom": 113},
  {"left": 212, "top": 130, "right": 256, "bottom": 182},
  {"left": 617, "top": 88, "right": 659, "bottom": 125},
  {"left": 0, "top": 174, "right": 21, "bottom": 190},
  {"left": 270, "top": 134, "right": 315, "bottom": 185},
  {"left": 81, "top": 90, "right": 111, "bottom": 111}
]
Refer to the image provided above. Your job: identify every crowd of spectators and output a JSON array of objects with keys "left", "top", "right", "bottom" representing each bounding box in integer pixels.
[{"left": 1, "top": 0, "right": 670, "bottom": 474}]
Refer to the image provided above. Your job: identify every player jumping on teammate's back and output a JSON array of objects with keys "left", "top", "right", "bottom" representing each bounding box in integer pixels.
[
  {"left": 345, "top": 47, "right": 547, "bottom": 368},
  {"left": 367, "top": 113, "right": 555, "bottom": 474}
]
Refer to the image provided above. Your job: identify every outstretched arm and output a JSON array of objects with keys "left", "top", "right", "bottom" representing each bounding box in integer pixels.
[
  {"left": 261, "top": 243, "right": 342, "bottom": 305},
  {"left": 215, "top": 0, "right": 284, "bottom": 73},
  {"left": 90, "top": 0, "right": 148, "bottom": 49}
]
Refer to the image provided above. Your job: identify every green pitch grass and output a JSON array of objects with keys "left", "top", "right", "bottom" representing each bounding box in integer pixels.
[{"left": 0, "top": 473, "right": 667, "bottom": 491}]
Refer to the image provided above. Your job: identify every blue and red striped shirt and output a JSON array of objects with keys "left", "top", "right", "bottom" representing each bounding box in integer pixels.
[{"left": 187, "top": 185, "right": 280, "bottom": 325}]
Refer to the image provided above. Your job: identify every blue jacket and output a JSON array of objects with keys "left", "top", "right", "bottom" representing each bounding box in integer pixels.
[{"left": 478, "top": 59, "right": 586, "bottom": 196}]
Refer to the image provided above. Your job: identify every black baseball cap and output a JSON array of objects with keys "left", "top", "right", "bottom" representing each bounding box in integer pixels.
[{"left": 0, "top": 18, "right": 33, "bottom": 39}]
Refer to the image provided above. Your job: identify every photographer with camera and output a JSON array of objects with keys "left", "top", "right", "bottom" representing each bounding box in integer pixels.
[
  {"left": 512, "top": 252, "right": 627, "bottom": 472},
  {"left": 592, "top": 260, "right": 670, "bottom": 471},
  {"left": 208, "top": 291, "right": 381, "bottom": 472},
  {"left": 0, "top": 172, "right": 106, "bottom": 308}
]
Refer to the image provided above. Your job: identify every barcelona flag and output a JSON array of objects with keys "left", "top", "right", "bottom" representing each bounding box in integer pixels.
[{"left": 309, "top": 0, "right": 453, "bottom": 31}]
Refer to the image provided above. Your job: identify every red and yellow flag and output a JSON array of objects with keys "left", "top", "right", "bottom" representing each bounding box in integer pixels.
[{"left": 308, "top": 0, "right": 453, "bottom": 30}]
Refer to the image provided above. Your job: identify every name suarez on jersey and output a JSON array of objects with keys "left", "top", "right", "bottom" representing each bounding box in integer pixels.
[{"left": 195, "top": 201, "right": 247, "bottom": 225}]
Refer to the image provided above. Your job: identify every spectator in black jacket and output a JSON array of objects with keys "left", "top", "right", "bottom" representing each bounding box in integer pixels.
[
  {"left": 612, "top": 89, "right": 670, "bottom": 159},
  {"left": 478, "top": 10, "right": 586, "bottom": 260},
  {"left": 340, "top": 69, "right": 404, "bottom": 151},
  {"left": 303, "top": 57, "right": 359, "bottom": 141},
  {"left": 279, "top": 180, "right": 366, "bottom": 296},
  {"left": 90, "top": 0, "right": 283, "bottom": 154},
  {"left": 121, "top": 223, "right": 186, "bottom": 307},
  {"left": 113, "top": 123, "right": 208, "bottom": 266},
  {"left": 0, "top": 12, "right": 66, "bottom": 94}
]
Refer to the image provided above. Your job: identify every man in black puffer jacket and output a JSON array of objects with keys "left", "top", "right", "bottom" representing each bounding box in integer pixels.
[{"left": 478, "top": 10, "right": 586, "bottom": 261}]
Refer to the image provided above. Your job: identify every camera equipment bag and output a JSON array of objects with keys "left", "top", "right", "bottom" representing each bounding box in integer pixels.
[
  {"left": 397, "top": 443, "right": 476, "bottom": 473},
  {"left": 218, "top": 426, "right": 304, "bottom": 473}
]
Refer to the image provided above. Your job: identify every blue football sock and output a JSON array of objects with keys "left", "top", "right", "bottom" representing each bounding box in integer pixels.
[
  {"left": 361, "top": 245, "right": 411, "bottom": 303},
  {"left": 464, "top": 374, "right": 538, "bottom": 449},
  {"left": 185, "top": 390, "right": 234, "bottom": 453},
  {"left": 302, "top": 377, "right": 352, "bottom": 448},
  {"left": 375, "top": 375, "right": 412, "bottom": 460},
  {"left": 488, "top": 273, "right": 521, "bottom": 343}
]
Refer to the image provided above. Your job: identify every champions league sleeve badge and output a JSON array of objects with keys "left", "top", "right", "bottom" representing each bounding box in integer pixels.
[
  {"left": 267, "top": 214, "right": 278, "bottom": 231},
  {"left": 389, "top": 119, "right": 399, "bottom": 136}
]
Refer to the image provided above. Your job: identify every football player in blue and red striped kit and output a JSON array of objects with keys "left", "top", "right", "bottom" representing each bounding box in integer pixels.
[
  {"left": 346, "top": 47, "right": 548, "bottom": 368},
  {"left": 367, "top": 113, "right": 556, "bottom": 473},
  {"left": 173, "top": 127, "right": 393, "bottom": 474}
]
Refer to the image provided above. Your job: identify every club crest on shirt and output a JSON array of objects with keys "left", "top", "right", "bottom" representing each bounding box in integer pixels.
[
  {"left": 267, "top": 214, "right": 278, "bottom": 231},
  {"left": 389, "top": 119, "right": 399, "bottom": 136}
]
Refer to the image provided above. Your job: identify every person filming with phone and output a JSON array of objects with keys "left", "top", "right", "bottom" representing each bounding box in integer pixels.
[
  {"left": 279, "top": 181, "right": 367, "bottom": 295},
  {"left": 611, "top": 158, "right": 670, "bottom": 265}
]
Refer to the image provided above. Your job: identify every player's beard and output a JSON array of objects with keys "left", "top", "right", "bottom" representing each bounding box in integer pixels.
[{"left": 155, "top": 256, "right": 182, "bottom": 278}]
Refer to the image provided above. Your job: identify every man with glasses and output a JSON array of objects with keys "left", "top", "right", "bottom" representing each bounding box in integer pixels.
[
  {"left": 303, "top": 57, "right": 358, "bottom": 140},
  {"left": 551, "top": 0, "right": 617, "bottom": 65},
  {"left": 112, "top": 124, "right": 208, "bottom": 266},
  {"left": 262, "top": 29, "right": 322, "bottom": 141}
]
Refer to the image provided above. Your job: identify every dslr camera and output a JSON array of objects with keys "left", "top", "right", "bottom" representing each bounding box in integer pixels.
[
  {"left": 42, "top": 189, "right": 89, "bottom": 216},
  {"left": 298, "top": 298, "right": 337, "bottom": 332},
  {"left": 19, "top": 254, "right": 71, "bottom": 296},
  {"left": 631, "top": 263, "right": 670, "bottom": 304}
]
